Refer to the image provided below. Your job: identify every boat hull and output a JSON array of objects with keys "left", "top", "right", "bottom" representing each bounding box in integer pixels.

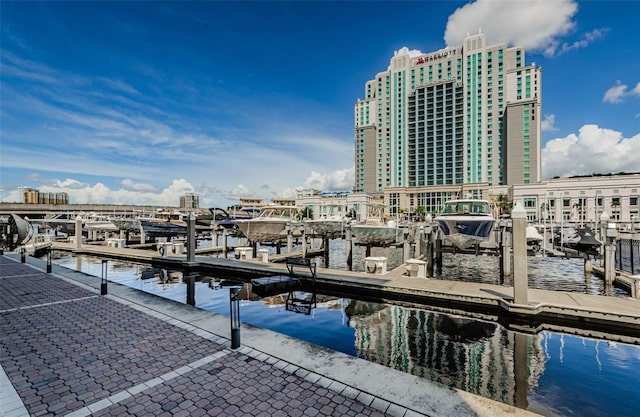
[
  {"left": 305, "top": 219, "right": 347, "bottom": 236},
  {"left": 233, "top": 219, "right": 300, "bottom": 242},
  {"left": 140, "top": 220, "right": 187, "bottom": 237},
  {"left": 435, "top": 216, "right": 495, "bottom": 249},
  {"left": 349, "top": 224, "right": 403, "bottom": 244},
  {"left": 111, "top": 218, "right": 141, "bottom": 231}
]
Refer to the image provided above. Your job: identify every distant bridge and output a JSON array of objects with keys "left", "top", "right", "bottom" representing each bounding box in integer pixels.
[{"left": 0, "top": 203, "right": 184, "bottom": 220}]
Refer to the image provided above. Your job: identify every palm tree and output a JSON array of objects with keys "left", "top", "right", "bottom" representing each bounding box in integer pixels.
[
  {"left": 610, "top": 199, "right": 621, "bottom": 220},
  {"left": 572, "top": 202, "right": 583, "bottom": 225},
  {"left": 298, "top": 207, "right": 313, "bottom": 220},
  {"left": 496, "top": 194, "right": 512, "bottom": 217},
  {"left": 539, "top": 202, "right": 548, "bottom": 221}
]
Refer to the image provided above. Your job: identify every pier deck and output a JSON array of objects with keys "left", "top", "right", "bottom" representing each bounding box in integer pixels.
[{"left": 0, "top": 255, "right": 538, "bottom": 417}]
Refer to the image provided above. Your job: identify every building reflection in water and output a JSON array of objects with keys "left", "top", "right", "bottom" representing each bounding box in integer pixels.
[{"left": 346, "top": 301, "right": 546, "bottom": 407}]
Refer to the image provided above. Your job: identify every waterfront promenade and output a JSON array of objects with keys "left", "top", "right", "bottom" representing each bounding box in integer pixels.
[{"left": 0, "top": 254, "right": 539, "bottom": 417}]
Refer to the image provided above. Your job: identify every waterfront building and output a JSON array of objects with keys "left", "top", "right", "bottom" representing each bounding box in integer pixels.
[
  {"left": 271, "top": 197, "right": 296, "bottom": 207},
  {"left": 355, "top": 32, "right": 541, "bottom": 214},
  {"left": 239, "top": 197, "right": 266, "bottom": 209},
  {"left": 383, "top": 183, "right": 491, "bottom": 218},
  {"left": 510, "top": 173, "right": 640, "bottom": 226},
  {"left": 22, "top": 188, "right": 69, "bottom": 205},
  {"left": 295, "top": 190, "right": 374, "bottom": 221},
  {"left": 379, "top": 173, "right": 639, "bottom": 226},
  {"left": 179, "top": 192, "right": 199, "bottom": 210}
]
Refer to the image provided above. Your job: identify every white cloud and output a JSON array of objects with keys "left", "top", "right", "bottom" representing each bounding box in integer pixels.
[
  {"left": 541, "top": 114, "right": 558, "bottom": 132},
  {"left": 302, "top": 168, "right": 354, "bottom": 191},
  {"left": 603, "top": 81, "right": 640, "bottom": 104},
  {"left": 29, "top": 178, "right": 196, "bottom": 206},
  {"left": 556, "top": 28, "right": 608, "bottom": 55},
  {"left": 542, "top": 124, "right": 640, "bottom": 178},
  {"left": 121, "top": 179, "right": 157, "bottom": 192},
  {"left": 1, "top": 166, "right": 356, "bottom": 208},
  {"left": 444, "top": 0, "right": 602, "bottom": 57}
]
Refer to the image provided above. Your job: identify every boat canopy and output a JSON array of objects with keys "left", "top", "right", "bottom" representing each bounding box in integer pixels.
[{"left": 441, "top": 200, "right": 492, "bottom": 215}]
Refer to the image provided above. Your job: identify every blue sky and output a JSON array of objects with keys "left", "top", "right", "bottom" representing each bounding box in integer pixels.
[{"left": 1, "top": 0, "right": 638, "bottom": 208}]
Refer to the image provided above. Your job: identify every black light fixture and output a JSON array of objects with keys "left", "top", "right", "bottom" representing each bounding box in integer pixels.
[
  {"left": 46, "top": 246, "right": 52, "bottom": 273},
  {"left": 101, "top": 260, "right": 108, "bottom": 295}
]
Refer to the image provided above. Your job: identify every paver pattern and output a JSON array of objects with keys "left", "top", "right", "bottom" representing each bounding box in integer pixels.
[
  {"left": 94, "top": 353, "right": 384, "bottom": 417},
  {"left": 0, "top": 257, "right": 406, "bottom": 417},
  {"left": 0, "top": 264, "right": 90, "bottom": 309}
]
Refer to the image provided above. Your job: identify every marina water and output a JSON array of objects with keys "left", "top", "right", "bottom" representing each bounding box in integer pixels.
[{"left": 49, "top": 245, "right": 639, "bottom": 417}]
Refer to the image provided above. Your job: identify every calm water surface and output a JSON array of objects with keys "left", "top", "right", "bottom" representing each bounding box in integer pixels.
[{"left": 50, "top": 245, "right": 639, "bottom": 417}]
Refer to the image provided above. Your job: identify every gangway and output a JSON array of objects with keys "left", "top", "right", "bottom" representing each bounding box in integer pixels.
[{"left": 250, "top": 257, "right": 317, "bottom": 313}]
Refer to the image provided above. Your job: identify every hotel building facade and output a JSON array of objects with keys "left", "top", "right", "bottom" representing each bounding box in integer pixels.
[
  {"left": 354, "top": 33, "right": 542, "bottom": 216},
  {"left": 511, "top": 173, "right": 640, "bottom": 226}
]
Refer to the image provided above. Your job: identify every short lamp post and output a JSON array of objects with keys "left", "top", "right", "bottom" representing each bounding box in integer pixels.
[
  {"left": 20, "top": 247, "right": 26, "bottom": 263},
  {"left": 101, "top": 259, "right": 108, "bottom": 295},
  {"left": 46, "top": 246, "right": 52, "bottom": 273},
  {"left": 229, "top": 285, "right": 242, "bottom": 349}
]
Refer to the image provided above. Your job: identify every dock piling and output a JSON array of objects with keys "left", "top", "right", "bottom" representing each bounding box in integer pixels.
[
  {"left": 604, "top": 221, "right": 618, "bottom": 286},
  {"left": 403, "top": 226, "right": 411, "bottom": 262},
  {"left": 75, "top": 215, "right": 83, "bottom": 250},
  {"left": 346, "top": 227, "right": 353, "bottom": 271},
  {"left": 511, "top": 202, "right": 528, "bottom": 305},
  {"left": 222, "top": 228, "right": 228, "bottom": 257},
  {"left": 186, "top": 212, "right": 196, "bottom": 263},
  {"left": 434, "top": 235, "right": 443, "bottom": 275},
  {"left": 502, "top": 224, "right": 512, "bottom": 278}
]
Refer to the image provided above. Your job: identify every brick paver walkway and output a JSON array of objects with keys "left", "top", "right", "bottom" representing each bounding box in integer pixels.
[{"left": 0, "top": 256, "right": 418, "bottom": 417}]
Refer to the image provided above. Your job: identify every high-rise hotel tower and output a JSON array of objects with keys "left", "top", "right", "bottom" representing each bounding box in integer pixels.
[{"left": 354, "top": 32, "right": 542, "bottom": 207}]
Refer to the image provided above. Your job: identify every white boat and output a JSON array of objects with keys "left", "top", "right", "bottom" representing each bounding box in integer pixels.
[
  {"left": 305, "top": 204, "right": 349, "bottom": 237},
  {"left": 526, "top": 225, "right": 544, "bottom": 244},
  {"left": 349, "top": 203, "right": 403, "bottom": 245},
  {"left": 232, "top": 206, "right": 301, "bottom": 243},
  {"left": 84, "top": 214, "right": 118, "bottom": 232},
  {"left": 435, "top": 199, "right": 495, "bottom": 250},
  {"left": 110, "top": 217, "right": 141, "bottom": 231},
  {"left": 526, "top": 225, "right": 545, "bottom": 255},
  {"left": 29, "top": 214, "right": 76, "bottom": 234}
]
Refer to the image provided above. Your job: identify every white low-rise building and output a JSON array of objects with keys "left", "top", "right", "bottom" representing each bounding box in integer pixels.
[
  {"left": 510, "top": 173, "right": 639, "bottom": 226},
  {"left": 295, "top": 190, "right": 375, "bottom": 221}
]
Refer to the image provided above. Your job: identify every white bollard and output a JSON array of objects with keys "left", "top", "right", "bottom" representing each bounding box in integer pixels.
[
  {"left": 405, "top": 258, "right": 428, "bottom": 278},
  {"left": 364, "top": 256, "right": 388, "bottom": 274},
  {"left": 257, "top": 248, "right": 269, "bottom": 263}
]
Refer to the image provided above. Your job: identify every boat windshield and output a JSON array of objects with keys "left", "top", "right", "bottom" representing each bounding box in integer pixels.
[
  {"left": 442, "top": 201, "right": 491, "bottom": 215},
  {"left": 260, "top": 207, "right": 298, "bottom": 218}
]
